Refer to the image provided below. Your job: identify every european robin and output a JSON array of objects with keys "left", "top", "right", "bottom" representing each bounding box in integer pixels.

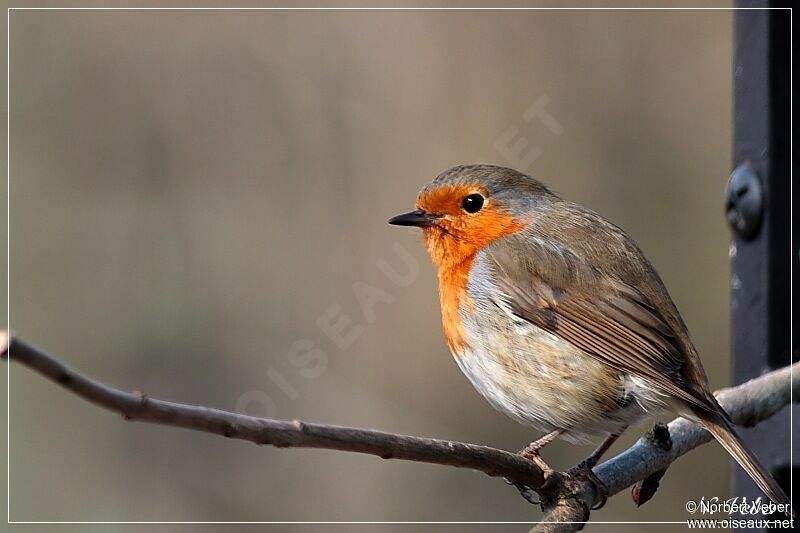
[{"left": 389, "top": 164, "right": 789, "bottom": 508}]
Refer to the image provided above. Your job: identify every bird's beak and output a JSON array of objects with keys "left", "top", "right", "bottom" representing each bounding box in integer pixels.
[{"left": 388, "top": 209, "right": 441, "bottom": 227}]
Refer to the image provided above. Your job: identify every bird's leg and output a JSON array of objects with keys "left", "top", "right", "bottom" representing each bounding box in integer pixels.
[
  {"left": 519, "top": 429, "right": 564, "bottom": 476},
  {"left": 582, "top": 432, "right": 621, "bottom": 469},
  {"left": 569, "top": 432, "right": 623, "bottom": 510},
  {"left": 506, "top": 429, "right": 564, "bottom": 505}
]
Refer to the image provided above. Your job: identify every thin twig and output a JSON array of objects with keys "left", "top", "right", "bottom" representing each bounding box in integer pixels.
[{"left": 0, "top": 333, "right": 544, "bottom": 488}]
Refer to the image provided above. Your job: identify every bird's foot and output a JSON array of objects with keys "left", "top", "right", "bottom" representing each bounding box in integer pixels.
[
  {"left": 569, "top": 460, "right": 608, "bottom": 510},
  {"left": 507, "top": 430, "right": 564, "bottom": 505},
  {"left": 519, "top": 446, "right": 557, "bottom": 479},
  {"left": 517, "top": 429, "right": 563, "bottom": 478}
]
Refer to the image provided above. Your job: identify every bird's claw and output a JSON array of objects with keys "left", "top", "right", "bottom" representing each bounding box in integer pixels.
[
  {"left": 507, "top": 444, "right": 559, "bottom": 506},
  {"left": 569, "top": 460, "right": 609, "bottom": 510},
  {"left": 519, "top": 448, "right": 556, "bottom": 479}
]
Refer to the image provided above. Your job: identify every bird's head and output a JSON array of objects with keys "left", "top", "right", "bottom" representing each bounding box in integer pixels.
[{"left": 389, "top": 164, "right": 558, "bottom": 270}]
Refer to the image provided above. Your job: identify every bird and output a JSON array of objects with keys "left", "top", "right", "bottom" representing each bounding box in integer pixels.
[{"left": 388, "top": 163, "right": 790, "bottom": 509}]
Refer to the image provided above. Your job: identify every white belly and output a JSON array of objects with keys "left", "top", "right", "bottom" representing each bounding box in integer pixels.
[{"left": 454, "top": 318, "right": 668, "bottom": 443}]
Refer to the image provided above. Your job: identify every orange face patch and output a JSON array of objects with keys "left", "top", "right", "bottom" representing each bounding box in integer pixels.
[
  {"left": 415, "top": 184, "right": 526, "bottom": 353},
  {"left": 415, "top": 184, "right": 483, "bottom": 220}
]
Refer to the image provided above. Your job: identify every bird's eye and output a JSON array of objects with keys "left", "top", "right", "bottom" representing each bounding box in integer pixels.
[{"left": 461, "top": 193, "right": 485, "bottom": 213}]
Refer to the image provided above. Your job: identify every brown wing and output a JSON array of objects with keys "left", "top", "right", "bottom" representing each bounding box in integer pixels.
[{"left": 484, "top": 236, "right": 718, "bottom": 415}]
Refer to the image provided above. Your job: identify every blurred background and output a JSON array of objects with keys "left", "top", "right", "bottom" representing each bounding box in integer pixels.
[{"left": 3, "top": 5, "right": 737, "bottom": 531}]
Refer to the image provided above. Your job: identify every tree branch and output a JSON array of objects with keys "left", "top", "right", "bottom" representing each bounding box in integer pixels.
[
  {"left": 2, "top": 331, "right": 796, "bottom": 530},
  {"left": 1, "top": 333, "right": 544, "bottom": 488}
]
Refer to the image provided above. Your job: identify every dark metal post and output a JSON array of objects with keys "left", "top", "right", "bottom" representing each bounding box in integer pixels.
[{"left": 728, "top": 1, "right": 794, "bottom": 519}]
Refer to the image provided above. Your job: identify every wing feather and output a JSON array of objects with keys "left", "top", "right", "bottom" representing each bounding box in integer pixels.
[{"left": 484, "top": 236, "right": 717, "bottom": 414}]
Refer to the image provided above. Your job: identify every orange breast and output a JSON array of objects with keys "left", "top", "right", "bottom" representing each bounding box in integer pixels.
[
  {"left": 422, "top": 205, "right": 526, "bottom": 355},
  {"left": 438, "top": 261, "right": 473, "bottom": 354}
]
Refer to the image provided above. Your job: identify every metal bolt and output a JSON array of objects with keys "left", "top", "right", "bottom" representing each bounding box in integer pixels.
[{"left": 725, "top": 162, "right": 763, "bottom": 240}]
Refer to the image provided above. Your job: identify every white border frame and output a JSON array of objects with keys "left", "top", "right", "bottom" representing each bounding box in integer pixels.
[{"left": 4, "top": 5, "right": 793, "bottom": 527}]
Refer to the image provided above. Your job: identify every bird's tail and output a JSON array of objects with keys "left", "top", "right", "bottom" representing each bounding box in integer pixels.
[{"left": 696, "top": 409, "right": 792, "bottom": 514}]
